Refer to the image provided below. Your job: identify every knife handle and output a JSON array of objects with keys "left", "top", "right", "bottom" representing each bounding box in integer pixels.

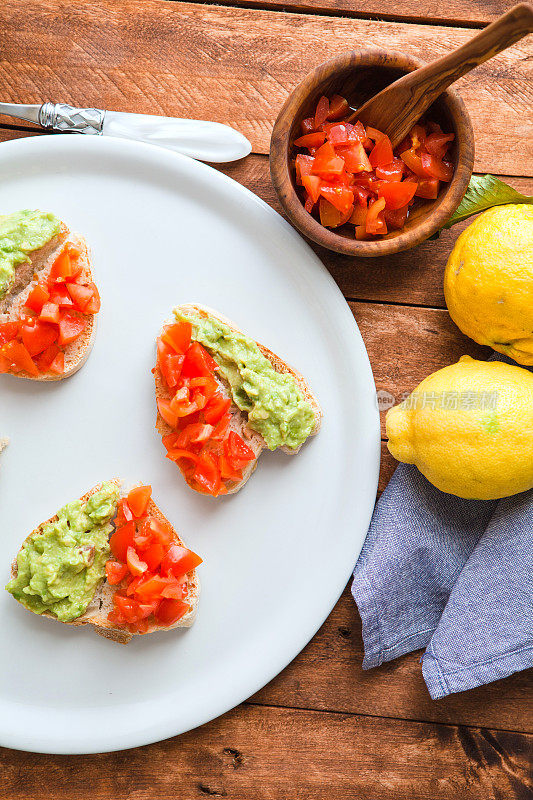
[{"left": 39, "top": 103, "right": 105, "bottom": 134}]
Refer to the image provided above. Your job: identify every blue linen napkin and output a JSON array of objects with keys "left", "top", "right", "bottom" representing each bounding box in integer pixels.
[{"left": 352, "top": 357, "right": 533, "bottom": 699}]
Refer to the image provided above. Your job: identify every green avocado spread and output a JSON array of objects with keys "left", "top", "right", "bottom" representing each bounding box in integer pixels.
[
  {"left": 0, "top": 209, "right": 61, "bottom": 298},
  {"left": 6, "top": 482, "right": 119, "bottom": 623},
  {"left": 176, "top": 309, "right": 316, "bottom": 451}
]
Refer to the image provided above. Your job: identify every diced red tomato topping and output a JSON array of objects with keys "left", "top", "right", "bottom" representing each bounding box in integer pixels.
[
  {"left": 126, "top": 546, "right": 148, "bottom": 577},
  {"left": 415, "top": 177, "right": 440, "bottom": 199},
  {"left": 0, "top": 245, "right": 101, "bottom": 377},
  {"left": 143, "top": 542, "right": 165, "bottom": 572},
  {"left": 0, "top": 322, "right": 20, "bottom": 346},
  {"left": 127, "top": 485, "right": 152, "bottom": 518},
  {"left": 375, "top": 158, "right": 404, "bottom": 182},
  {"left": 295, "top": 154, "right": 314, "bottom": 185},
  {"left": 327, "top": 94, "right": 350, "bottom": 120},
  {"left": 21, "top": 320, "right": 58, "bottom": 357},
  {"left": 319, "top": 197, "right": 351, "bottom": 228},
  {"left": 155, "top": 320, "right": 257, "bottom": 496},
  {"left": 48, "top": 285, "right": 74, "bottom": 308},
  {"left": 49, "top": 249, "right": 72, "bottom": 280},
  {"left": 25, "top": 284, "right": 49, "bottom": 313},
  {"left": 366, "top": 197, "right": 387, "bottom": 235},
  {"left": 181, "top": 341, "right": 218, "bottom": 378},
  {"left": 162, "top": 321, "right": 192, "bottom": 354},
  {"left": 58, "top": 313, "right": 86, "bottom": 346},
  {"left": 377, "top": 180, "right": 418, "bottom": 211},
  {"left": 34, "top": 343, "right": 61, "bottom": 373},
  {"left": 105, "top": 486, "right": 202, "bottom": 633},
  {"left": 294, "top": 132, "right": 326, "bottom": 148},
  {"left": 302, "top": 174, "right": 321, "bottom": 205},
  {"left": 110, "top": 521, "right": 136, "bottom": 563},
  {"left": 155, "top": 599, "right": 189, "bottom": 626},
  {"left": 314, "top": 95, "right": 330, "bottom": 129},
  {"left": 160, "top": 544, "right": 203, "bottom": 578},
  {"left": 0, "top": 340, "right": 39, "bottom": 376},
  {"left": 311, "top": 142, "right": 345, "bottom": 177},
  {"left": 105, "top": 561, "right": 128, "bottom": 585},
  {"left": 384, "top": 205, "right": 410, "bottom": 231},
  {"left": 39, "top": 302, "right": 60, "bottom": 324},
  {"left": 224, "top": 430, "right": 257, "bottom": 469},
  {"left": 301, "top": 117, "right": 315, "bottom": 136},
  {"left": 115, "top": 498, "right": 134, "bottom": 527},
  {"left": 420, "top": 152, "right": 454, "bottom": 182},
  {"left": 369, "top": 135, "right": 393, "bottom": 168},
  {"left": 319, "top": 183, "right": 354, "bottom": 214},
  {"left": 66, "top": 282, "right": 94, "bottom": 311},
  {"left": 292, "top": 95, "right": 454, "bottom": 237}
]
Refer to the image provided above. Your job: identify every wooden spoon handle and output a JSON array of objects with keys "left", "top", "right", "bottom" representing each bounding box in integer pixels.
[{"left": 350, "top": 3, "right": 533, "bottom": 145}]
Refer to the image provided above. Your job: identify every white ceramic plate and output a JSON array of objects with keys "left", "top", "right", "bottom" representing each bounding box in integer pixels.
[{"left": 0, "top": 135, "right": 380, "bottom": 754}]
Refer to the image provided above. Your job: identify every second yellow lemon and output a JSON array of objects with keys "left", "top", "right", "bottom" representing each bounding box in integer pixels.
[
  {"left": 444, "top": 204, "right": 533, "bottom": 365},
  {"left": 386, "top": 356, "right": 533, "bottom": 500}
]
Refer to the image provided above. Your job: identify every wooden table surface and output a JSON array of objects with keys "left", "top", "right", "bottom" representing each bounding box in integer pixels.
[{"left": 1, "top": 1, "right": 532, "bottom": 797}]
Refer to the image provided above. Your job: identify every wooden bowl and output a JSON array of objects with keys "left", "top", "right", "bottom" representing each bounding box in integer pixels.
[{"left": 270, "top": 49, "right": 475, "bottom": 257}]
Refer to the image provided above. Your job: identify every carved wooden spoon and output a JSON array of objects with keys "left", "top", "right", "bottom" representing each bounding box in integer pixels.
[{"left": 347, "top": 2, "right": 533, "bottom": 146}]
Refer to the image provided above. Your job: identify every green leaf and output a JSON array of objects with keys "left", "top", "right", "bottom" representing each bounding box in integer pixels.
[{"left": 442, "top": 174, "right": 533, "bottom": 229}]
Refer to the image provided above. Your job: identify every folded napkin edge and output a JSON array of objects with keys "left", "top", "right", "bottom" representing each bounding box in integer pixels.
[
  {"left": 422, "top": 641, "right": 533, "bottom": 699},
  {"left": 352, "top": 569, "right": 435, "bottom": 669}
]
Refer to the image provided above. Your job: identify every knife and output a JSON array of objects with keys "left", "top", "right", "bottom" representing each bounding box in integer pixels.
[{"left": 0, "top": 101, "right": 252, "bottom": 163}]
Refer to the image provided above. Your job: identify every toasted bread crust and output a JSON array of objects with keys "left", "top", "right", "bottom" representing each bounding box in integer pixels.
[
  {"left": 9, "top": 481, "right": 201, "bottom": 644},
  {"left": 0, "top": 225, "right": 97, "bottom": 382},
  {"left": 154, "top": 303, "right": 322, "bottom": 495}
]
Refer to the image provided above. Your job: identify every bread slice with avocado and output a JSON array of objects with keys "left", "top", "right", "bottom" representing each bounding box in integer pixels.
[
  {"left": 155, "top": 303, "right": 322, "bottom": 496},
  {"left": 0, "top": 210, "right": 99, "bottom": 381},
  {"left": 6, "top": 480, "right": 201, "bottom": 645}
]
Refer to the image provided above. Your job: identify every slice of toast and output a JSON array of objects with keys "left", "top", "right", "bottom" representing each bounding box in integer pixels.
[
  {"left": 0, "top": 222, "right": 97, "bottom": 381},
  {"left": 8, "top": 481, "right": 200, "bottom": 645},
  {"left": 155, "top": 303, "right": 322, "bottom": 494}
]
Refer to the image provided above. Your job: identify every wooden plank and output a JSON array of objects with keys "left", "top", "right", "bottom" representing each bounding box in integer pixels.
[
  {"left": 252, "top": 585, "right": 533, "bottom": 733},
  {"left": 2, "top": 706, "right": 532, "bottom": 799},
  {"left": 211, "top": 0, "right": 509, "bottom": 27},
  {"left": 0, "top": 1, "right": 531, "bottom": 174},
  {"left": 351, "top": 300, "right": 490, "bottom": 438},
  {"left": 217, "top": 155, "right": 533, "bottom": 307},
  {"left": 0, "top": 128, "right": 41, "bottom": 142}
]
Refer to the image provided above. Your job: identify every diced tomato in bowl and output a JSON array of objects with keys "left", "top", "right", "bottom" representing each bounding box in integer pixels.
[{"left": 291, "top": 93, "right": 455, "bottom": 239}]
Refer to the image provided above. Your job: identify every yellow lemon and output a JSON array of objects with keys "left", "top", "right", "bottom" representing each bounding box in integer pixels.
[
  {"left": 444, "top": 204, "right": 533, "bottom": 365},
  {"left": 386, "top": 356, "right": 533, "bottom": 500}
]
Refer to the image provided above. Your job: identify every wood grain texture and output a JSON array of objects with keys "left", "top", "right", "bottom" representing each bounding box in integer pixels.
[
  {"left": 348, "top": 4, "right": 533, "bottom": 146},
  {"left": 351, "top": 300, "right": 490, "bottom": 437},
  {"left": 0, "top": 0, "right": 531, "bottom": 174},
  {"left": 252, "top": 585, "right": 533, "bottom": 733},
  {"left": 214, "top": 0, "right": 512, "bottom": 27},
  {"left": 2, "top": 706, "right": 532, "bottom": 800},
  {"left": 216, "top": 154, "right": 533, "bottom": 306}
]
